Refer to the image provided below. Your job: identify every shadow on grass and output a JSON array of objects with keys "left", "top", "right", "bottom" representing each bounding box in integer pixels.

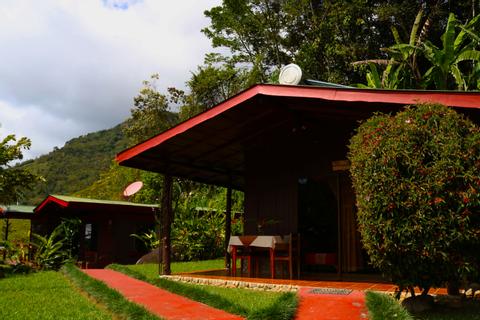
[
  {"left": 62, "top": 264, "right": 159, "bottom": 320},
  {"left": 107, "top": 264, "right": 298, "bottom": 320},
  {"left": 366, "top": 291, "right": 480, "bottom": 320}
]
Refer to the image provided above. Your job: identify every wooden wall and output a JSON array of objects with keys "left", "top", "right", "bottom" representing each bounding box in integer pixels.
[{"left": 243, "top": 116, "right": 365, "bottom": 272}]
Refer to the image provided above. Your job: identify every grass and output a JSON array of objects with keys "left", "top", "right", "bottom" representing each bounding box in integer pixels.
[
  {"left": 0, "top": 270, "right": 111, "bottom": 320},
  {"left": 0, "top": 219, "right": 30, "bottom": 243},
  {"left": 108, "top": 262, "right": 298, "bottom": 320},
  {"left": 62, "top": 264, "right": 159, "bottom": 320},
  {"left": 365, "top": 291, "right": 413, "bottom": 320},
  {"left": 366, "top": 291, "right": 480, "bottom": 320},
  {"left": 125, "top": 259, "right": 225, "bottom": 278}
]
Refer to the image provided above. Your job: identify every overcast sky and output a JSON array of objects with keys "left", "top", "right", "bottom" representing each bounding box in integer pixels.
[{"left": 0, "top": 0, "right": 221, "bottom": 160}]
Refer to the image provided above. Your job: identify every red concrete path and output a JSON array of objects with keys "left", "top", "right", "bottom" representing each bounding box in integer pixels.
[
  {"left": 83, "top": 269, "right": 244, "bottom": 320},
  {"left": 295, "top": 287, "right": 368, "bottom": 320}
]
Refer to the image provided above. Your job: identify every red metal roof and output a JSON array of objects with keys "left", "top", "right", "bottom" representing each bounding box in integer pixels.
[{"left": 116, "top": 84, "right": 480, "bottom": 189}]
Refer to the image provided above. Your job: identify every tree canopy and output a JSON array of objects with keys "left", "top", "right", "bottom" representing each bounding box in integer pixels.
[
  {"left": 0, "top": 132, "right": 39, "bottom": 204},
  {"left": 203, "top": 0, "right": 479, "bottom": 85}
]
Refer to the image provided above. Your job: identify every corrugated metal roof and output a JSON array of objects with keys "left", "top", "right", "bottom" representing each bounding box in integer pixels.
[
  {"left": 0, "top": 205, "right": 35, "bottom": 214},
  {"left": 116, "top": 84, "right": 480, "bottom": 189},
  {"left": 34, "top": 194, "right": 159, "bottom": 213},
  {"left": 50, "top": 194, "right": 158, "bottom": 208}
]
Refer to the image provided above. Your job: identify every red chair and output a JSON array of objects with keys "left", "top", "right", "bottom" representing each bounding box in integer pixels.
[{"left": 231, "top": 246, "right": 253, "bottom": 277}]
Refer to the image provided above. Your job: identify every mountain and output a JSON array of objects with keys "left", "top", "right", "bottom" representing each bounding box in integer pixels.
[{"left": 19, "top": 124, "right": 129, "bottom": 205}]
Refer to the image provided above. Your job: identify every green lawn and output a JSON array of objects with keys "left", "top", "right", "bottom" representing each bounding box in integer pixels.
[
  {"left": 0, "top": 271, "right": 111, "bottom": 320},
  {"left": 109, "top": 261, "right": 298, "bottom": 320},
  {"left": 125, "top": 259, "right": 224, "bottom": 278},
  {"left": 0, "top": 219, "right": 30, "bottom": 243},
  {"left": 62, "top": 264, "right": 158, "bottom": 320}
]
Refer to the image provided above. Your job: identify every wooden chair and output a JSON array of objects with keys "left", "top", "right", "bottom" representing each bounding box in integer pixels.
[
  {"left": 232, "top": 247, "right": 253, "bottom": 277},
  {"left": 273, "top": 233, "right": 301, "bottom": 279}
]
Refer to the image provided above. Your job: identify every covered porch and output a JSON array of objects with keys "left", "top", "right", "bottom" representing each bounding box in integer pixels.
[
  {"left": 116, "top": 84, "right": 480, "bottom": 280},
  {"left": 163, "top": 269, "right": 448, "bottom": 296}
]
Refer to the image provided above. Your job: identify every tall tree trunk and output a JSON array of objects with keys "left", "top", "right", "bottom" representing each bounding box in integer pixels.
[{"left": 160, "top": 175, "right": 173, "bottom": 275}]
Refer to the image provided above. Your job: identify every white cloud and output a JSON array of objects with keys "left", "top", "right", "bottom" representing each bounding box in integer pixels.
[{"left": 0, "top": 0, "right": 221, "bottom": 159}]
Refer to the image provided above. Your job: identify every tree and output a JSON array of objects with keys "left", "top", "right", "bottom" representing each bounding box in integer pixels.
[
  {"left": 123, "top": 74, "right": 178, "bottom": 145},
  {"left": 177, "top": 53, "right": 260, "bottom": 121},
  {"left": 204, "top": 1, "right": 477, "bottom": 84},
  {"left": 0, "top": 132, "right": 39, "bottom": 204},
  {"left": 356, "top": 10, "right": 480, "bottom": 90},
  {"left": 348, "top": 104, "right": 480, "bottom": 298}
]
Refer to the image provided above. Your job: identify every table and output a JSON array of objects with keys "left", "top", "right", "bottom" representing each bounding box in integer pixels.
[{"left": 228, "top": 235, "right": 289, "bottom": 278}]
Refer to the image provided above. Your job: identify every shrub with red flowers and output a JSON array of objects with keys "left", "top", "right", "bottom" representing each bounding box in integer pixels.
[{"left": 348, "top": 103, "right": 480, "bottom": 297}]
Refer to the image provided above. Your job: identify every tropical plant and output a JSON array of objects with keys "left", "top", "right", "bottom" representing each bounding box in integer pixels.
[
  {"left": 172, "top": 207, "right": 226, "bottom": 261},
  {"left": 348, "top": 104, "right": 480, "bottom": 298},
  {"left": 422, "top": 13, "right": 480, "bottom": 90},
  {"left": 4, "top": 240, "right": 30, "bottom": 264},
  {"left": 58, "top": 217, "right": 82, "bottom": 259},
  {"left": 31, "top": 225, "right": 69, "bottom": 270},
  {"left": 357, "top": 11, "right": 480, "bottom": 90},
  {"left": 130, "top": 230, "right": 159, "bottom": 251},
  {"left": 354, "top": 9, "right": 425, "bottom": 89}
]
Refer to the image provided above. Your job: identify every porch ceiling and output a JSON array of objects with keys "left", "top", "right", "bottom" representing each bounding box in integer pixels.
[{"left": 116, "top": 84, "right": 480, "bottom": 190}]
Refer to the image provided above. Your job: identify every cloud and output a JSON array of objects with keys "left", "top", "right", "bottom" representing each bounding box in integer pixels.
[
  {"left": 0, "top": 0, "right": 221, "bottom": 159},
  {"left": 102, "top": 0, "right": 143, "bottom": 10}
]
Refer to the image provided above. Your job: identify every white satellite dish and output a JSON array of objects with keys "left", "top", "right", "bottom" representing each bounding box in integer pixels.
[
  {"left": 123, "top": 181, "right": 143, "bottom": 197},
  {"left": 279, "top": 63, "right": 302, "bottom": 85}
]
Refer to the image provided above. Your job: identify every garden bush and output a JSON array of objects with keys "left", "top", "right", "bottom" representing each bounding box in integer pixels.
[{"left": 348, "top": 104, "right": 480, "bottom": 295}]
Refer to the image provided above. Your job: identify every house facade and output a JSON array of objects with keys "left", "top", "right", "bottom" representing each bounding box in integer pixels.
[
  {"left": 33, "top": 195, "right": 157, "bottom": 267},
  {"left": 116, "top": 84, "right": 480, "bottom": 275}
]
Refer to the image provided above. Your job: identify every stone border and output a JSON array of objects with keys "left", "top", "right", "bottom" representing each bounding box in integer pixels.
[{"left": 161, "top": 275, "right": 299, "bottom": 292}]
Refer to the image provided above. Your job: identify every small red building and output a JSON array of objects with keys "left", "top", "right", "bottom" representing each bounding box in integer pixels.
[
  {"left": 33, "top": 195, "right": 158, "bottom": 267},
  {"left": 116, "top": 84, "right": 480, "bottom": 276}
]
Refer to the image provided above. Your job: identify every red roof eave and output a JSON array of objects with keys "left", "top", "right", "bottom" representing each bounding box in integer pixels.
[
  {"left": 116, "top": 84, "right": 480, "bottom": 165},
  {"left": 34, "top": 195, "right": 70, "bottom": 213}
]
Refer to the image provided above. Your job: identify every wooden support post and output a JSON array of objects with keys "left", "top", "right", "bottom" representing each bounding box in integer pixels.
[
  {"left": 160, "top": 174, "right": 173, "bottom": 275},
  {"left": 225, "top": 186, "right": 232, "bottom": 270},
  {"left": 155, "top": 207, "right": 162, "bottom": 276},
  {"left": 3, "top": 218, "right": 9, "bottom": 260},
  {"left": 336, "top": 173, "right": 343, "bottom": 279}
]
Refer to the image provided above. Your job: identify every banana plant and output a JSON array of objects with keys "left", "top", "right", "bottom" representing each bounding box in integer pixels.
[
  {"left": 31, "top": 226, "right": 69, "bottom": 270},
  {"left": 354, "top": 9, "right": 425, "bottom": 89},
  {"left": 130, "top": 229, "right": 159, "bottom": 251},
  {"left": 422, "top": 13, "right": 480, "bottom": 90}
]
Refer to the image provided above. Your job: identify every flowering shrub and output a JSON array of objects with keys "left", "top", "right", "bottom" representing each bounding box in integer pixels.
[{"left": 348, "top": 104, "right": 480, "bottom": 295}]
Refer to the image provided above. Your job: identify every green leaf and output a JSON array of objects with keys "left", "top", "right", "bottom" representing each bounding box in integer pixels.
[{"left": 409, "top": 9, "right": 424, "bottom": 46}]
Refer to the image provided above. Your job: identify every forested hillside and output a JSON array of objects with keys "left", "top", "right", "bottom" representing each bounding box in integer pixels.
[{"left": 19, "top": 124, "right": 129, "bottom": 205}]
